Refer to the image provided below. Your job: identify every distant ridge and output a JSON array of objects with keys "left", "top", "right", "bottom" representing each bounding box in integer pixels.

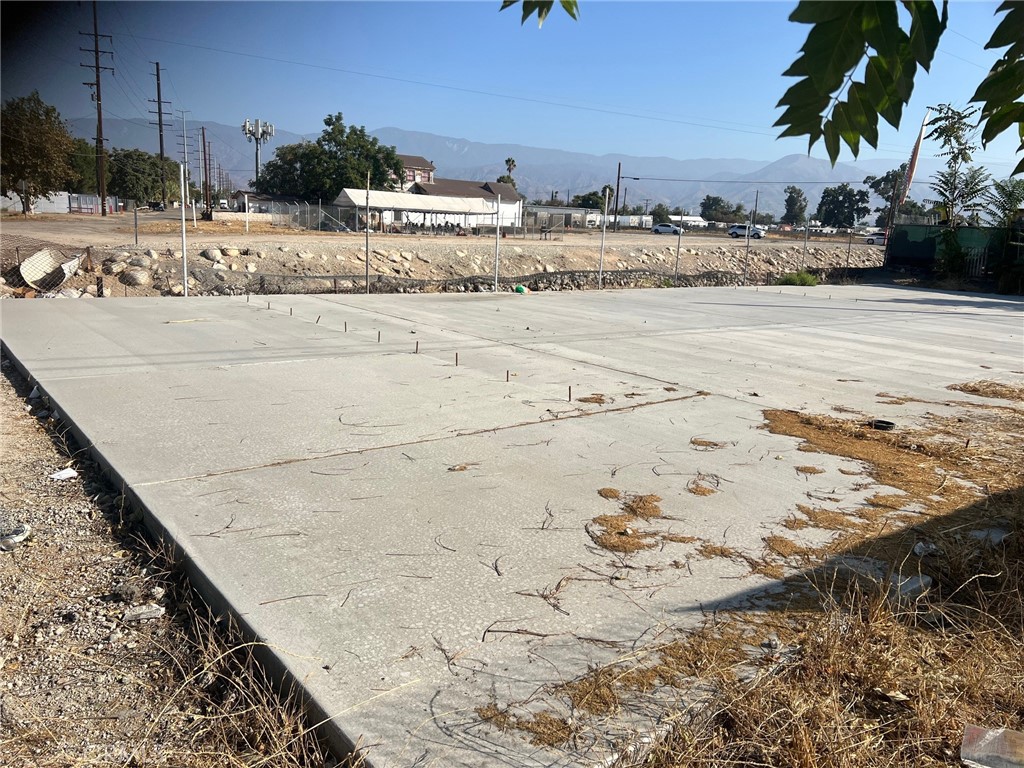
[{"left": 68, "top": 118, "right": 935, "bottom": 214}]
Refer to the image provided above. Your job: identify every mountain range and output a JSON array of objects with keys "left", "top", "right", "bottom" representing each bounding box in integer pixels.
[{"left": 68, "top": 118, "right": 938, "bottom": 215}]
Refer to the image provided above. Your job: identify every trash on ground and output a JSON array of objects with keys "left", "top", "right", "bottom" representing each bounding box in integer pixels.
[
  {"left": 49, "top": 468, "right": 79, "bottom": 481},
  {"left": 122, "top": 604, "right": 166, "bottom": 622},
  {"left": 961, "top": 723, "right": 1024, "bottom": 768},
  {"left": 19, "top": 249, "right": 81, "bottom": 291},
  {"left": 1, "top": 523, "right": 32, "bottom": 552}
]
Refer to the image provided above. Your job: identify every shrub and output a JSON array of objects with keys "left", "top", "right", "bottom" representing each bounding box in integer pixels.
[{"left": 776, "top": 271, "right": 818, "bottom": 286}]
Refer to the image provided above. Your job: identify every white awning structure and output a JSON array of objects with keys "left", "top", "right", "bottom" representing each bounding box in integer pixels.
[{"left": 334, "top": 188, "right": 497, "bottom": 215}]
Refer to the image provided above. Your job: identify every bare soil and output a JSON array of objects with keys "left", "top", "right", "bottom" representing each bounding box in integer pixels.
[{"left": 0, "top": 355, "right": 334, "bottom": 767}]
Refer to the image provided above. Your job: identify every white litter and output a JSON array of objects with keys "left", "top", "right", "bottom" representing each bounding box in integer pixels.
[{"left": 49, "top": 468, "right": 78, "bottom": 481}]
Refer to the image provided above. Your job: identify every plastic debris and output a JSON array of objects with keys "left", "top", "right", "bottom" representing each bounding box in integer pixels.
[
  {"left": 49, "top": 468, "right": 79, "bottom": 481},
  {"left": 28, "top": 385, "right": 40, "bottom": 399},
  {"left": 961, "top": 724, "right": 1024, "bottom": 768}
]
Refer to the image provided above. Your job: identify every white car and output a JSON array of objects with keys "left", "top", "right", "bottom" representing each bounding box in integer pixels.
[
  {"left": 651, "top": 223, "right": 681, "bottom": 235},
  {"left": 728, "top": 224, "right": 765, "bottom": 239},
  {"left": 864, "top": 231, "right": 887, "bottom": 245}
]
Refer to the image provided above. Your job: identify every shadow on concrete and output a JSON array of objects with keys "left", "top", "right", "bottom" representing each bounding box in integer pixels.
[{"left": 671, "top": 485, "right": 1022, "bottom": 619}]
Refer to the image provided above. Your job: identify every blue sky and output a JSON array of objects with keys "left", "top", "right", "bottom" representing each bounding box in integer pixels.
[{"left": 2, "top": 1, "right": 1019, "bottom": 175}]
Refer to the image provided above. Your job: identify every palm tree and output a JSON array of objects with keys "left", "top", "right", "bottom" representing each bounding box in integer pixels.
[{"left": 505, "top": 157, "right": 516, "bottom": 176}]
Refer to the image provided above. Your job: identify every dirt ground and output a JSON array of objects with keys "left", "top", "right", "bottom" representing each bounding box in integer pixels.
[
  {"left": 0, "top": 212, "right": 885, "bottom": 299},
  {"left": 0, "top": 355, "right": 332, "bottom": 767}
]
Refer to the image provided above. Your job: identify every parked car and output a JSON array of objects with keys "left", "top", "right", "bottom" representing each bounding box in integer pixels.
[
  {"left": 651, "top": 223, "right": 681, "bottom": 235},
  {"left": 864, "top": 231, "right": 887, "bottom": 245},
  {"left": 728, "top": 224, "right": 765, "bottom": 239}
]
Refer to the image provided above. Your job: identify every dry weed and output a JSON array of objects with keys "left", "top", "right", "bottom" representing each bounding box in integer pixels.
[
  {"left": 795, "top": 465, "right": 824, "bottom": 475},
  {"left": 947, "top": 380, "right": 1024, "bottom": 402}
]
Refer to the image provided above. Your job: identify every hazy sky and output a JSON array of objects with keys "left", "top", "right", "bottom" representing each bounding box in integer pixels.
[{"left": 3, "top": 1, "right": 1019, "bottom": 176}]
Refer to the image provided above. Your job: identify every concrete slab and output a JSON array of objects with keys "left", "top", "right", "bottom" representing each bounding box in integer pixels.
[{"left": 3, "top": 285, "right": 1022, "bottom": 766}]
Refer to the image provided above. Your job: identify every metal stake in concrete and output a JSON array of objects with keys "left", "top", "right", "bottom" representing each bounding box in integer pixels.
[
  {"left": 316, "top": 315, "right": 321, "bottom": 324},
  {"left": 179, "top": 163, "right": 188, "bottom": 297},
  {"left": 455, "top": 352, "right": 459, "bottom": 367},
  {"left": 569, "top": 385, "right": 572, "bottom": 402},
  {"left": 674, "top": 212, "right": 683, "bottom": 284},
  {"left": 345, "top": 321, "right": 348, "bottom": 333},
  {"left": 493, "top": 194, "right": 501, "bottom": 293},
  {"left": 599, "top": 188, "right": 609, "bottom": 289},
  {"left": 415, "top": 340, "right": 419, "bottom": 354},
  {"left": 506, "top": 370, "right": 509, "bottom": 383},
  {"left": 377, "top": 330, "right": 381, "bottom": 343}
]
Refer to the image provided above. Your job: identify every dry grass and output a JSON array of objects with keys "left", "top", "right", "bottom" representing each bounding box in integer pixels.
[
  {"left": 476, "top": 704, "right": 577, "bottom": 748},
  {"left": 689, "top": 437, "right": 727, "bottom": 451},
  {"left": 621, "top": 493, "right": 663, "bottom": 519},
  {"left": 479, "top": 398, "right": 1024, "bottom": 766},
  {"left": 762, "top": 534, "right": 812, "bottom": 560},
  {"left": 590, "top": 513, "right": 658, "bottom": 553},
  {"left": 795, "top": 465, "right": 825, "bottom": 475},
  {"left": 948, "top": 379, "right": 1024, "bottom": 402},
  {"left": 598, "top": 487, "right": 621, "bottom": 500},
  {"left": 687, "top": 482, "right": 717, "bottom": 496}
]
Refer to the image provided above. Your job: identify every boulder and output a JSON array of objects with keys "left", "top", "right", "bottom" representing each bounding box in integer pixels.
[{"left": 121, "top": 268, "right": 152, "bottom": 287}]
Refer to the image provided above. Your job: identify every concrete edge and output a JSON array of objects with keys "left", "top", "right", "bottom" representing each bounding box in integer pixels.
[{"left": 0, "top": 338, "right": 365, "bottom": 765}]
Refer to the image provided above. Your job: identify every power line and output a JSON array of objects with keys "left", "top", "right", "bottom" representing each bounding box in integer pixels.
[{"left": 129, "top": 34, "right": 790, "bottom": 139}]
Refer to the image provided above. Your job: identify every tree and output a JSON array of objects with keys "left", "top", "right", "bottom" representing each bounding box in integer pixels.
[
  {"left": 651, "top": 203, "right": 672, "bottom": 224},
  {"left": 774, "top": 2, "right": 1022, "bottom": 173},
  {"left": 254, "top": 113, "right": 402, "bottom": 200},
  {"left": 926, "top": 104, "right": 991, "bottom": 227},
  {"left": 982, "top": 178, "right": 1024, "bottom": 227},
  {"left": 497, "top": 156, "right": 517, "bottom": 188},
  {"left": 570, "top": 190, "right": 605, "bottom": 209},
  {"left": 501, "top": 0, "right": 578, "bottom": 26},
  {"left": 503, "top": 2, "right": 1022, "bottom": 174},
  {"left": 699, "top": 195, "right": 745, "bottom": 223},
  {"left": 107, "top": 148, "right": 175, "bottom": 203},
  {"left": 781, "top": 185, "right": 808, "bottom": 225},
  {"left": 254, "top": 142, "right": 330, "bottom": 200},
  {"left": 0, "top": 92, "right": 75, "bottom": 214},
  {"left": 928, "top": 166, "right": 991, "bottom": 226},
  {"left": 68, "top": 137, "right": 102, "bottom": 194},
  {"left": 815, "top": 183, "right": 871, "bottom": 228},
  {"left": 754, "top": 211, "right": 776, "bottom": 226}
]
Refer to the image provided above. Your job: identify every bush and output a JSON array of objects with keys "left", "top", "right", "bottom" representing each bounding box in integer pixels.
[{"left": 775, "top": 271, "right": 818, "bottom": 286}]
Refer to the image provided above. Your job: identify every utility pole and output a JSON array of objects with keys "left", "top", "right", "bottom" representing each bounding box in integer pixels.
[
  {"left": 80, "top": 1, "right": 112, "bottom": 215},
  {"left": 201, "top": 127, "right": 209, "bottom": 214},
  {"left": 149, "top": 62, "right": 170, "bottom": 207},
  {"left": 205, "top": 135, "right": 213, "bottom": 213},
  {"left": 613, "top": 162, "right": 622, "bottom": 232},
  {"left": 176, "top": 109, "right": 190, "bottom": 205},
  {"left": 642, "top": 198, "right": 652, "bottom": 216},
  {"left": 241, "top": 118, "right": 274, "bottom": 183}
]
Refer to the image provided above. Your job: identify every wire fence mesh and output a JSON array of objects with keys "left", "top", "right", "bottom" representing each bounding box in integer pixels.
[{"left": 2, "top": 226, "right": 891, "bottom": 301}]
